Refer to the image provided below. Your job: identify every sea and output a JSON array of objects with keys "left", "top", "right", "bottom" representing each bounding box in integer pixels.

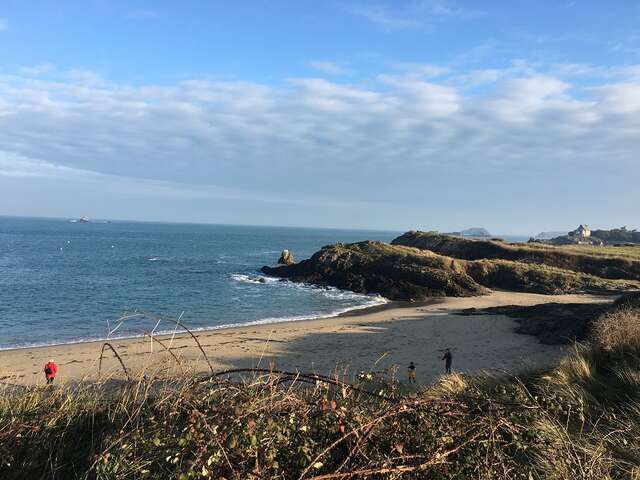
[
  {"left": 0, "top": 217, "right": 398, "bottom": 350},
  {"left": 0, "top": 217, "right": 529, "bottom": 350}
]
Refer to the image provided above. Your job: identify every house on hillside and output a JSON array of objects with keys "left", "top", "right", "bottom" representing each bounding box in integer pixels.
[{"left": 569, "top": 224, "right": 591, "bottom": 239}]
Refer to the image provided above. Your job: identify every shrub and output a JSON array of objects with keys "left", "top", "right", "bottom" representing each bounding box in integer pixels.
[{"left": 592, "top": 307, "right": 640, "bottom": 352}]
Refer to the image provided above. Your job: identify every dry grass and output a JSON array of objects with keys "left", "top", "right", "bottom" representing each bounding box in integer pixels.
[
  {"left": 2, "top": 305, "right": 640, "bottom": 479},
  {"left": 557, "top": 244, "right": 640, "bottom": 260},
  {"left": 592, "top": 308, "right": 640, "bottom": 352},
  {"left": 392, "top": 231, "right": 640, "bottom": 282}
]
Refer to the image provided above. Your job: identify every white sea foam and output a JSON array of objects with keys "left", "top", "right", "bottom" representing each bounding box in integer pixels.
[
  {"left": 148, "top": 256, "right": 172, "bottom": 262},
  {"left": 0, "top": 286, "right": 388, "bottom": 351},
  {"left": 229, "top": 273, "right": 386, "bottom": 305},
  {"left": 230, "top": 273, "right": 280, "bottom": 284}
]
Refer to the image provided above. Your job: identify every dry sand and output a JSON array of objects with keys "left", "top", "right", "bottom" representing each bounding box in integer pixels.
[{"left": 0, "top": 291, "right": 611, "bottom": 386}]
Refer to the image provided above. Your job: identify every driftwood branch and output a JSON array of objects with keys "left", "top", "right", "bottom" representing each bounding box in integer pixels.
[
  {"left": 110, "top": 311, "right": 214, "bottom": 374},
  {"left": 98, "top": 342, "right": 130, "bottom": 381}
]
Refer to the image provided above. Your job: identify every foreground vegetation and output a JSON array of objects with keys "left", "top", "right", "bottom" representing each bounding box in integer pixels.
[{"left": 2, "top": 295, "right": 640, "bottom": 479}]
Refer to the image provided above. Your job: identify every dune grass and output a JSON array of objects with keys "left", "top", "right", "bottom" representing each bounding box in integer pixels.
[
  {"left": 2, "top": 303, "right": 640, "bottom": 479},
  {"left": 556, "top": 244, "right": 640, "bottom": 260},
  {"left": 392, "top": 231, "right": 640, "bottom": 282}
]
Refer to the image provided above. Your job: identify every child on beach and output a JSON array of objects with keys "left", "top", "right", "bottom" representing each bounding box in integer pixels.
[
  {"left": 441, "top": 349, "right": 452, "bottom": 374},
  {"left": 407, "top": 362, "right": 416, "bottom": 383},
  {"left": 43, "top": 359, "right": 57, "bottom": 385}
]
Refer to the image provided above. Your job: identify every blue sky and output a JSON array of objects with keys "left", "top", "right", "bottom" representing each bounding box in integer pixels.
[{"left": 1, "top": 1, "right": 639, "bottom": 234}]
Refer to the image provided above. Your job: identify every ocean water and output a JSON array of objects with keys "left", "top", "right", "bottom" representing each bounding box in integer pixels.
[{"left": 0, "top": 217, "right": 397, "bottom": 350}]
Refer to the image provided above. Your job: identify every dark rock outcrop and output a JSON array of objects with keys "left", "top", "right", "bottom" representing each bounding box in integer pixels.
[
  {"left": 263, "top": 241, "right": 487, "bottom": 301},
  {"left": 458, "top": 291, "right": 640, "bottom": 345},
  {"left": 392, "top": 231, "right": 640, "bottom": 281},
  {"left": 459, "top": 302, "right": 611, "bottom": 345}
]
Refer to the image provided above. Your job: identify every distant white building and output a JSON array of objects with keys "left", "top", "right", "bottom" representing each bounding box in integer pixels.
[{"left": 569, "top": 224, "right": 591, "bottom": 238}]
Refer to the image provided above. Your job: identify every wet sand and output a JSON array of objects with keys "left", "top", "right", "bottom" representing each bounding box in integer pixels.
[{"left": 0, "top": 291, "right": 611, "bottom": 386}]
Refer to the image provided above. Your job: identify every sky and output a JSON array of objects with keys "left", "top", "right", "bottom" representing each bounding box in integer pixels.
[{"left": 1, "top": 0, "right": 639, "bottom": 235}]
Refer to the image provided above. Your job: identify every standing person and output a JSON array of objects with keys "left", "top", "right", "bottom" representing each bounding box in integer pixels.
[
  {"left": 43, "top": 359, "right": 57, "bottom": 385},
  {"left": 441, "top": 349, "right": 452, "bottom": 374},
  {"left": 407, "top": 362, "right": 416, "bottom": 383}
]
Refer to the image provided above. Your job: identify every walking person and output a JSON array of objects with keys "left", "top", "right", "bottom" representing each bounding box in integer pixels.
[
  {"left": 43, "top": 359, "right": 57, "bottom": 385},
  {"left": 441, "top": 348, "right": 452, "bottom": 374},
  {"left": 407, "top": 361, "right": 416, "bottom": 383}
]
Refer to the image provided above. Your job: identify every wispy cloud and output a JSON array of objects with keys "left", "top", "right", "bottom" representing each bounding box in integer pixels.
[
  {"left": 64, "top": 68, "right": 103, "bottom": 85},
  {"left": 0, "top": 152, "right": 383, "bottom": 214},
  {"left": 126, "top": 10, "right": 160, "bottom": 20},
  {"left": 18, "top": 63, "right": 55, "bottom": 76},
  {"left": 391, "top": 62, "right": 449, "bottom": 78},
  {"left": 350, "top": 1, "right": 483, "bottom": 30},
  {"left": 350, "top": 5, "right": 421, "bottom": 30},
  {"left": 610, "top": 34, "right": 640, "bottom": 59},
  {"left": 0, "top": 18, "right": 8, "bottom": 32},
  {"left": 308, "top": 61, "right": 351, "bottom": 76}
]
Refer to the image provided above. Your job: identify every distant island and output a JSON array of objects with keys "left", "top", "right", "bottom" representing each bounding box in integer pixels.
[
  {"left": 445, "top": 227, "right": 491, "bottom": 238},
  {"left": 534, "top": 231, "right": 568, "bottom": 240}
]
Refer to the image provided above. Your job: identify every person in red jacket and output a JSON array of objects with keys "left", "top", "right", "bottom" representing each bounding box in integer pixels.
[{"left": 43, "top": 359, "right": 57, "bottom": 384}]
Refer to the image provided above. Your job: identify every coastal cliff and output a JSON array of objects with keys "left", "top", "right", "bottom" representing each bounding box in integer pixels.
[{"left": 262, "top": 239, "right": 636, "bottom": 300}]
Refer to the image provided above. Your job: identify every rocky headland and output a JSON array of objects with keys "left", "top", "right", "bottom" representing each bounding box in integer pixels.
[
  {"left": 261, "top": 236, "right": 639, "bottom": 301},
  {"left": 263, "top": 241, "right": 487, "bottom": 300}
]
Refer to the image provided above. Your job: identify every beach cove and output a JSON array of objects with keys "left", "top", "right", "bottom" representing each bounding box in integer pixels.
[{"left": 0, "top": 291, "right": 610, "bottom": 386}]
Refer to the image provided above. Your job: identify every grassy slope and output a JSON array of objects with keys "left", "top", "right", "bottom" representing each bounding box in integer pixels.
[
  {"left": 557, "top": 244, "right": 640, "bottom": 260},
  {"left": 391, "top": 232, "right": 640, "bottom": 281},
  {"left": 2, "top": 300, "right": 640, "bottom": 479}
]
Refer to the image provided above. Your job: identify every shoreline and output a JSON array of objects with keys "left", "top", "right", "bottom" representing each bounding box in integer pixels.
[
  {"left": 0, "top": 291, "right": 612, "bottom": 386},
  {"left": 0, "top": 295, "right": 403, "bottom": 354}
]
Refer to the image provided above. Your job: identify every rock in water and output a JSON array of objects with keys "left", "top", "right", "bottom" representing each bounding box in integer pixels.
[{"left": 278, "top": 249, "right": 295, "bottom": 265}]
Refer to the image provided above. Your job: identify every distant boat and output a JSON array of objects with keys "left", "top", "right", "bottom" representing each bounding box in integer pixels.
[{"left": 79, "top": 217, "right": 90, "bottom": 223}]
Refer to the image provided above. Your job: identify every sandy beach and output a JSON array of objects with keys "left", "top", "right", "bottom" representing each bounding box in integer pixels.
[{"left": 0, "top": 291, "right": 611, "bottom": 387}]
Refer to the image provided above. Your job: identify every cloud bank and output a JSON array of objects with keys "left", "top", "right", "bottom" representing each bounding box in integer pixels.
[{"left": 0, "top": 61, "right": 639, "bottom": 230}]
